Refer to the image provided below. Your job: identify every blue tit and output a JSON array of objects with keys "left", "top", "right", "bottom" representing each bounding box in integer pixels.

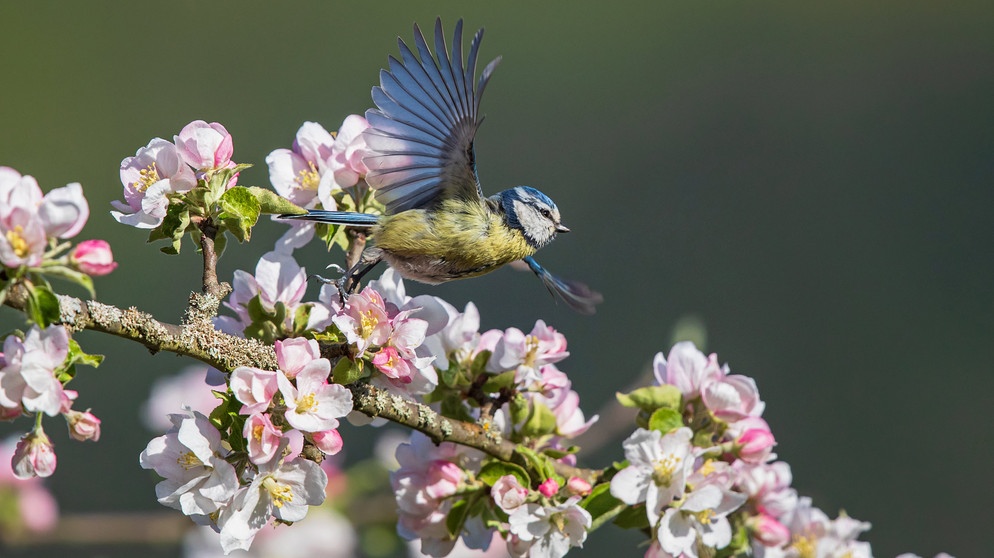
[{"left": 281, "top": 19, "right": 602, "bottom": 314}]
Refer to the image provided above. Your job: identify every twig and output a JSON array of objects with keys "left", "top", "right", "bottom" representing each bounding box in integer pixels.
[{"left": 197, "top": 219, "right": 230, "bottom": 299}]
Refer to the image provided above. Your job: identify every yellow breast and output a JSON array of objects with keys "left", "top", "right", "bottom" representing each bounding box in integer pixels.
[{"left": 374, "top": 199, "right": 535, "bottom": 280}]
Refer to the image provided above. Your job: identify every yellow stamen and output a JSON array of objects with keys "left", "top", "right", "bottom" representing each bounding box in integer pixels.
[
  {"left": 791, "top": 535, "right": 815, "bottom": 558},
  {"left": 359, "top": 309, "right": 378, "bottom": 339},
  {"left": 252, "top": 423, "right": 265, "bottom": 441},
  {"left": 296, "top": 393, "right": 317, "bottom": 414},
  {"left": 296, "top": 161, "right": 321, "bottom": 191},
  {"left": 5, "top": 226, "right": 29, "bottom": 258},
  {"left": 694, "top": 508, "right": 715, "bottom": 525},
  {"left": 177, "top": 451, "right": 204, "bottom": 470},
  {"left": 134, "top": 163, "right": 161, "bottom": 192},
  {"left": 262, "top": 476, "right": 293, "bottom": 508},
  {"left": 651, "top": 454, "right": 680, "bottom": 487},
  {"left": 698, "top": 459, "right": 717, "bottom": 477},
  {"left": 523, "top": 335, "right": 540, "bottom": 367}
]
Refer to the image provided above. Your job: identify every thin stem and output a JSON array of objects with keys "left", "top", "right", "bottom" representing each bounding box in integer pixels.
[{"left": 197, "top": 218, "right": 228, "bottom": 299}]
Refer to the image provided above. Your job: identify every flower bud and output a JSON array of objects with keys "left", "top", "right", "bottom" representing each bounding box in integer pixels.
[
  {"left": 424, "top": 460, "right": 462, "bottom": 499},
  {"left": 12, "top": 427, "right": 57, "bottom": 478},
  {"left": 491, "top": 474, "right": 528, "bottom": 512},
  {"left": 174, "top": 120, "right": 234, "bottom": 171},
  {"left": 70, "top": 239, "right": 117, "bottom": 276},
  {"left": 65, "top": 410, "right": 101, "bottom": 442},
  {"left": 538, "top": 478, "right": 560, "bottom": 498},
  {"left": 566, "top": 476, "right": 592, "bottom": 496},
  {"left": 736, "top": 428, "right": 777, "bottom": 464},
  {"left": 311, "top": 428, "right": 344, "bottom": 456},
  {"left": 749, "top": 513, "right": 791, "bottom": 547}
]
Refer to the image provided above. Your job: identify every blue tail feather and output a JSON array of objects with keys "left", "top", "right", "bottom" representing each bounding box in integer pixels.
[
  {"left": 278, "top": 210, "right": 380, "bottom": 227},
  {"left": 523, "top": 256, "right": 603, "bottom": 315}
]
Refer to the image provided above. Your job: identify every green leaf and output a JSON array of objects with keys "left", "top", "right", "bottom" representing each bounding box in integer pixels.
[
  {"left": 613, "top": 504, "right": 651, "bottom": 530},
  {"left": 648, "top": 407, "right": 685, "bottom": 434},
  {"left": 445, "top": 499, "right": 470, "bottom": 538},
  {"left": 469, "top": 350, "right": 491, "bottom": 376},
  {"left": 217, "top": 187, "right": 261, "bottom": 243},
  {"left": 508, "top": 395, "right": 529, "bottom": 425},
  {"left": 439, "top": 361, "right": 460, "bottom": 388},
  {"left": 332, "top": 357, "right": 366, "bottom": 385},
  {"left": 520, "top": 401, "right": 558, "bottom": 438},
  {"left": 24, "top": 282, "right": 60, "bottom": 327},
  {"left": 149, "top": 202, "right": 192, "bottom": 255},
  {"left": 580, "top": 483, "right": 625, "bottom": 523},
  {"left": 440, "top": 394, "right": 474, "bottom": 423},
  {"left": 481, "top": 370, "right": 515, "bottom": 393},
  {"left": 41, "top": 265, "right": 96, "bottom": 298},
  {"left": 616, "top": 385, "right": 682, "bottom": 412},
  {"left": 67, "top": 338, "right": 103, "bottom": 368},
  {"left": 246, "top": 186, "right": 307, "bottom": 215},
  {"left": 477, "top": 461, "right": 531, "bottom": 487}
]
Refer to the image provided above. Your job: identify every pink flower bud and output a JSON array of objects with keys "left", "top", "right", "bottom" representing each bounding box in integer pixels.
[
  {"left": 736, "top": 428, "right": 777, "bottom": 464},
  {"left": 12, "top": 428, "right": 56, "bottom": 479},
  {"left": 566, "top": 476, "right": 592, "bottom": 496},
  {"left": 70, "top": 239, "right": 117, "bottom": 276},
  {"left": 749, "top": 513, "right": 791, "bottom": 547},
  {"left": 491, "top": 474, "right": 529, "bottom": 512},
  {"left": 538, "top": 478, "right": 560, "bottom": 498},
  {"left": 424, "top": 460, "right": 462, "bottom": 499},
  {"left": 65, "top": 410, "right": 101, "bottom": 442},
  {"left": 311, "top": 429, "right": 344, "bottom": 456}
]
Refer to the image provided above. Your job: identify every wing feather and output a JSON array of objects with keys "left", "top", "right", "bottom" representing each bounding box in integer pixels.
[{"left": 363, "top": 18, "right": 501, "bottom": 213}]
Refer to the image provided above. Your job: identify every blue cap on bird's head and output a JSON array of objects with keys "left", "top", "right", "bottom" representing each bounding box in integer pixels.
[{"left": 499, "top": 186, "right": 569, "bottom": 248}]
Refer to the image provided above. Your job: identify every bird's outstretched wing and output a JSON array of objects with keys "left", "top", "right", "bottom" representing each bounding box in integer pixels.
[
  {"left": 363, "top": 18, "right": 501, "bottom": 214},
  {"left": 523, "top": 257, "right": 603, "bottom": 315}
]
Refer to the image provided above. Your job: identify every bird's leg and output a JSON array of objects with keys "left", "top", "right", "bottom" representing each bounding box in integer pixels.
[{"left": 339, "top": 247, "right": 384, "bottom": 302}]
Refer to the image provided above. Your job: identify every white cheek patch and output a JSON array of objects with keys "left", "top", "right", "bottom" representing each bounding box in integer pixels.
[{"left": 512, "top": 199, "right": 554, "bottom": 246}]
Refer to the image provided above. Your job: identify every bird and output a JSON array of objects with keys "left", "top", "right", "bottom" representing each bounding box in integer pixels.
[{"left": 281, "top": 18, "right": 602, "bottom": 314}]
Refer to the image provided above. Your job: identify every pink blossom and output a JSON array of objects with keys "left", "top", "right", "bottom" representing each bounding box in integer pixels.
[
  {"left": 487, "top": 320, "right": 569, "bottom": 378},
  {"left": 653, "top": 341, "right": 723, "bottom": 400},
  {"left": 566, "top": 476, "right": 592, "bottom": 496},
  {"left": 749, "top": 513, "right": 790, "bottom": 547},
  {"left": 277, "top": 365, "right": 353, "bottom": 433},
  {"left": 424, "top": 460, "right": 463, "bottom": 499},
  {"left": 332, "top": 286, "right": 391, "bottom": 356},
  {"left": 243, "top": 412, "right": 283, "bottom": 465},
  {"left": 538, "top": 478, "right": 560, "bottom": 498},
  {"left": 372, "top": 346, "right": 413, "bottom": 383},
  {"left": 229, "top": 366, "right": 278, "bottom": 414},
  {"left": 701, "top": 374, "right": 765, "bottom": 421},
  {"left": 267, "top": 121, "right": 337, "bottom": 208},
  {"left": 491, "top": 474, "right": 529, "bottom": 513},
  {"left": 12, "top": 427, "right": 57, "bottom": 479},
  {"left": 217, "top": 251, "right": 308, "bottom": 335},
  {"left": 65, "top": 410, "right": 101, "bottom": 442},
  {"left": 0, "top": 207, "right": 46, "bottom": 268},
  {"left": 311, "top": 429, "right": 344, "bottom": 455},
  {"left": 735, "top": 427, "right": 776, "bottom": 464},
  {"left": 328, "top": 114, "right": 370, "bottom": 189},
  {"left": 174, "top": 120, "right": 234, "bottom": 171},
  {"left": 0, "top": 325, "right": 69, "bottom": 417},
  {"left": 113, "top": 138, "right": 196, "bottom": 229},
  {"left": 70, "top": 239, "right": 117, "bottom": 276},
  {"left": 276, "top": 337, "right": 322, "bottom": 380},
  {"left": 38, "top": 182, "right": 89, "bottom": 239}
]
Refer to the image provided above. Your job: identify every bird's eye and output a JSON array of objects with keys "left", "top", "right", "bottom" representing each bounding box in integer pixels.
[{"left": 539, "top": 208, "right": 552, "bottom": 219}]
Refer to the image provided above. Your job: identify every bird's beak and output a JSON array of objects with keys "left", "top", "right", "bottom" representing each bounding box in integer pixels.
[{"left": 555, "top": 223, "right": 570, "bottom": 233}]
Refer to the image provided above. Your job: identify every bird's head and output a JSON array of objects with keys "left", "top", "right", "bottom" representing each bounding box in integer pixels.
[{"left": 499, "top": 186, "right": 569, "bottom": 249}]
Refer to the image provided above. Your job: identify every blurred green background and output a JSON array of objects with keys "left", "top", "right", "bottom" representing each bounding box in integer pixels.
[{"left": 2, "top": 1, "right": 992, "bottom": 556}]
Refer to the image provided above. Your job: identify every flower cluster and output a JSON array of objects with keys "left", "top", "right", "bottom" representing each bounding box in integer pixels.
[
  {"left": 265, "top": 116, "right": 374, "bottom": 251},
  {"left": 609, "top": 341, "right": 875, "bottom": 558},
  {"left": 0, "top": 166, "right": 115, "bottom": 279},
  {"left": 0, "top": 324, "right": 102, "bottom": 479},
  {"left": 113, "top": 120, "right": 236, "bottom": 229}
]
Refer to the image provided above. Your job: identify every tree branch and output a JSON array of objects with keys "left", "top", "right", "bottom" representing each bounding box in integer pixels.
[
  {"left": 197, "top": 219, "right": 230, "bottom": 299},
  {"left": 3, "top": 282, "right": 606, "bottom": 485}
]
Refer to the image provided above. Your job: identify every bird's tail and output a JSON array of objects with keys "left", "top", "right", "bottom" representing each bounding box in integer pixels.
[
  {"left": 278, "top": 210, "right": 379, "bottom": 227},
  {"left": 523, "top": 256, "right": 603, "bottom": 315}
]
